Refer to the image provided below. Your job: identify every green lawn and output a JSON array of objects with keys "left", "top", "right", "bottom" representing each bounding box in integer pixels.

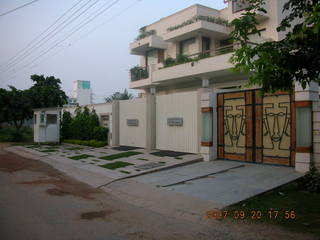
[
  {"left": 99, "top": 151, "right": 142, "bottom": 161},
  {"left": 224, "top": 183, "right": 320, "bottom": 237},
  {"left": 69, "top": 154, "right": 95, "bottom": 160},
  {"left": 99, "top": 161, "right": 133, "bottom": 170}
]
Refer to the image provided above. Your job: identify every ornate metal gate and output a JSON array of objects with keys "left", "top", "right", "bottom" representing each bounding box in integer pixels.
[{"left": 217, "top": 90, "right": 295, "bottom": 166}]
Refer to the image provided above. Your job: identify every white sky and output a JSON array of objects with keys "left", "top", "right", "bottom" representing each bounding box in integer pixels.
[{"left": 0, "top": 0, "right": 226, "bottom": 103}]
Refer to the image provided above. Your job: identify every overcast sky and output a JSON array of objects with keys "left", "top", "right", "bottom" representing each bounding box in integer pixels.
[{"left": 0, "top": 0, "right": 226, "bottom": 103}]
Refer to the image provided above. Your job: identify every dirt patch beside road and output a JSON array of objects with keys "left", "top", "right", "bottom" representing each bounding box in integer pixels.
[
  {"left": 0, "top": 151, "right": 103, "bottom": 200},
  {"left": 80, "top": 210, "right": 118, "bottom": 220}
]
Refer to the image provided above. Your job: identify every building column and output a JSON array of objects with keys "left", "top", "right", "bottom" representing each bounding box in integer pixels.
[
  {"left": 295, "top": 81, "right": 320, "bottom": 172},
  {"left": 111, "top": 100, "right": 120, "bottom": 146},
  {"left": 146, "top": 87, "right": 156, "bottom": 150},
  {"left": 198, "top": 77, "right": 215, "bottom": 161}
]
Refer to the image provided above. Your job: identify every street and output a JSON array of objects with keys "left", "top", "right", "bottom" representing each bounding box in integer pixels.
[{"left": 0, "top": 151, "right": 315, "bottom": 240}]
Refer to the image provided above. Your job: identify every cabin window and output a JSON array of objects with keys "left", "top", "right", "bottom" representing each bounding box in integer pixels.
[{"left": 46, "top": 114, "right": 57, "bottom": 124}]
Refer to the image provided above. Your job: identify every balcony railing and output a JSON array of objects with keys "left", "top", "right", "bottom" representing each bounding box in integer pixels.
[
  {"left": 130, "top": 66, "right": 149, "bottom": 82},
  {"left": 162, "top": 44, "right": 238, "bottom": 68}
]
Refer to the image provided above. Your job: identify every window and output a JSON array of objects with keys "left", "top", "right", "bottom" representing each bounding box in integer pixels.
[
  {"left": 179, "top": 38, "right": 195, "bottom": 56},
  {"left": 202, "top": 37, "right": 211, "bottom": 53},
  {"left": 100, "top": 114, "right": 110, "bottom": 127},
  {"left": 296, "top": 102, "right": 312, "bottom": 152},
  {"left": 145, "top": 49, "right": 158, "bottom": 66},
  {"left": 46, "top": 114, "right": 57, "bottom": 124},
  {"left": 40, "top": 112, "right": 45, "bottom": 124},
  {"left": 201, "top": 107, "right": 213, "bottom": 146},
  {"left": 232, "top": 0, "right": 250, "bottom": 13},
  {"left": 34, "top": 114, "right": 37, "bottom": 125}
]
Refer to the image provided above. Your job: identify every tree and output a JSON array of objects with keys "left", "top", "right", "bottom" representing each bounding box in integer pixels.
[
  {"left": 60, "top": 111, "right": 73, "bottom": 140},
  {"left": 105, "top": 89, "right": 134, "bottom": 102},
  {"left": 0, "top": 86, "right": 33, "bottom": 132},
  {"left": 230, "top": 0, "right": 320, "bottom": 92},
  {"left": 28, "top": 74, "right": 67, "bottom": 108}
]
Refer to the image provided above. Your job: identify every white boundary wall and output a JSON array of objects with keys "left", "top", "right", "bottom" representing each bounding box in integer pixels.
[
  {"left": 119, "top": 98, "right": 147, "bottom": 148},
  {"left": 156, "top": 91, "right": 199, "bottom": 153},
  {"left": 63, "top": 103, "right": 112, "bottom": 116}
]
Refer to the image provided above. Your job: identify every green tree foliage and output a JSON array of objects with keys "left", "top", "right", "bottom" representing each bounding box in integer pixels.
[
  {"left": 28, "top": 74, "right": 67, "bottom": 108},
  {"left": 0, "top": 86, "right": 33, "bottom": 133},
  {"left": 230, "top": 0, "right": 320, "bottom": 92},
  {"left": 60, "top": 111, "right": 73, "bottom": 140},
  {"left": 105, "top": 89, "right": 134, "bottom": 103},
  {"left": 61, "top": 107, "right": 108, "bottom": 142}
]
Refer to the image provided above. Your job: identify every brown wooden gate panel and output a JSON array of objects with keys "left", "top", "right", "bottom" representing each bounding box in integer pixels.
[{"left": 217, "top": 90, "right": 295, "bottom": 166}]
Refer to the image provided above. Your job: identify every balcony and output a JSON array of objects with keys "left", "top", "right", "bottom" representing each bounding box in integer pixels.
[
  {"left": 130, "top": 66, "right": 149, "bottom": 82},
  {"left": 152, "top": 45, "right": 237, "bottom": 83},
  {"left": 130, "top": 35, "right": 167, "bottom": 56},
  {"left": 229, "top": 1, "right": 269, "bottom": 22},
  {"left": 163, "top": 17, "right": 231, "bottom": 42}
]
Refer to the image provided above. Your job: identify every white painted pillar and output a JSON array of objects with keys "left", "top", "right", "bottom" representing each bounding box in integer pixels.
[
  {"left": 146, "top": 87, "right": 156, "bottom": 150},
  {"left": 111, "top": 101, "right": 120, "bottom": 146},
  {"left": 198, "top": 78, "right": 215, "bottom": 161},
  {"left": 295, "top": 81, "right": 319, "bottom": 172}
]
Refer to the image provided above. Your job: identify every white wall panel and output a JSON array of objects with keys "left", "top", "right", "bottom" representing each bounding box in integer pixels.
[
  {"left": 156, "top": 91, "right": 198, "bottom": 153},
  {"left": 119, "top": 98, "right": 146, "bottom": 148}
]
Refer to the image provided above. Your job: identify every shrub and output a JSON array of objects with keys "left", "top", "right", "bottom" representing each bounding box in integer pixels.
[
  {"left": 61, "top": 111, "right": 73, "bottom": 140},
  {"left": 0, "top": 126, "right": 33, "bottom": 142},
  {"left": 130, "top": 66, "right": 148, "bottom": 81},
  {"left": 163, "top": 57, "right": 176, "bottom": 67},
  {"left": 64, "top": 139, "right": 107, "bottom": 148},
  {"left": 176, "top": 54, "right": 191, "bottom": 64},
  {"left": 93, "top": 126, "right": 109, "bottom": 141},
  {"left": 61, "top": 107, "right": 106, "bottom": 142},
  {"left": 299, "top": 166, "right": 320, "bottom": 193}
]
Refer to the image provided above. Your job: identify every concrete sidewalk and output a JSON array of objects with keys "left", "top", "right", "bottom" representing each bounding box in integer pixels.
[
  {"left": 4, "top": 145, "right": 202, "bottom": 187},
  {"left": 133, "top": 161, "right": 303, "bottom": 207}
]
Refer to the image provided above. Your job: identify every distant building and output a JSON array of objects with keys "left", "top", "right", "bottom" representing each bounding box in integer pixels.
[{"left": 72, "top": 80, "right": 92, "bottom": 106}]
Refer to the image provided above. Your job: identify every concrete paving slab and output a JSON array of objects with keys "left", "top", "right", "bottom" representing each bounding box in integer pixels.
[
  {"left": 162, "top": 162, "right": 303, "bottom": 207},
  {"left": 5, "top": 145, "right": 203, "bottom": 185},
  {"left": 134, "top": 161, "right": 244, "bottom": 186},
  {"left": 101, "top": 179, "right": 223, "bottom": 222}
]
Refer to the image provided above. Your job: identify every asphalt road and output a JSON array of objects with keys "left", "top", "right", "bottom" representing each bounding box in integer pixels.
[{"left": 0, "top": 151, "right": 315, "bottom": 240}]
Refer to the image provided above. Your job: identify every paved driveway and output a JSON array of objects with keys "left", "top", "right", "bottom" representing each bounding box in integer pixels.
[{"left": 133, "top": 161, "right": 303, "bottom": 207}]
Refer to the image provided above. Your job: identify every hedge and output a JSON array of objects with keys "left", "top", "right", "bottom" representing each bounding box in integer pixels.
[{"left": 64, "top": 139, "right": 107, "bottom": 148}]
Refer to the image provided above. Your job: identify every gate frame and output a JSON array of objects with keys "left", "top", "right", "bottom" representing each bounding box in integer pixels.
[{"left": 217, "top": 89, "right": 296, "bottom": 166}]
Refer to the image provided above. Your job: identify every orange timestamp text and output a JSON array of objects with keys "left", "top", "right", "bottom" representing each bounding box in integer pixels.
[{"left": 206, "top": 210, "right": 297, "bottom": 220}]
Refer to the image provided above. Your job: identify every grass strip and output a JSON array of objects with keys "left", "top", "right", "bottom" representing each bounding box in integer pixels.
[
  {"left": 137, "top": 158, "right": 149, "bottom": 161},
  {"left": 66, "top": 147, "right": 83, "bottom": 151},
  {"left": 69, "top": 154, "right": 94, "bottom": 160},
  {"left": 99, "top": 161, "right": 133, "bottom": 170},
  {"left": 99, "top": 151, "right": 142, "bottom": 161}
]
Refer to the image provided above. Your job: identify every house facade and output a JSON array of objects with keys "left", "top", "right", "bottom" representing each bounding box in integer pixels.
[
  {"left": 120, "top": 1, "right": 320, "bottom": 173},
  {"left": 34, "top": 1, "right": 320, "bottom": 173}
]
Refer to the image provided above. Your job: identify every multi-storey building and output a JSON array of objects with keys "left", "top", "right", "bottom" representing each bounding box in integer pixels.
[
  {"left": 124, "top": 1, "right": 319, "bottom": 172},
  {"left": 129, "top": 1, "right": 284, "bottom": 93},
  {"left": 72, "top": 80, "right": 92, "bottom": 106}
]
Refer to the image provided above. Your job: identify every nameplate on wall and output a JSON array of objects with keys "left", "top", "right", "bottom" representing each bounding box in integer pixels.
[
  {"left": 167, "top": 118, "right": 183, "bottom": 126},
  {"left": 127, "top": 119, "right": 139, "bottom": 126}
]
